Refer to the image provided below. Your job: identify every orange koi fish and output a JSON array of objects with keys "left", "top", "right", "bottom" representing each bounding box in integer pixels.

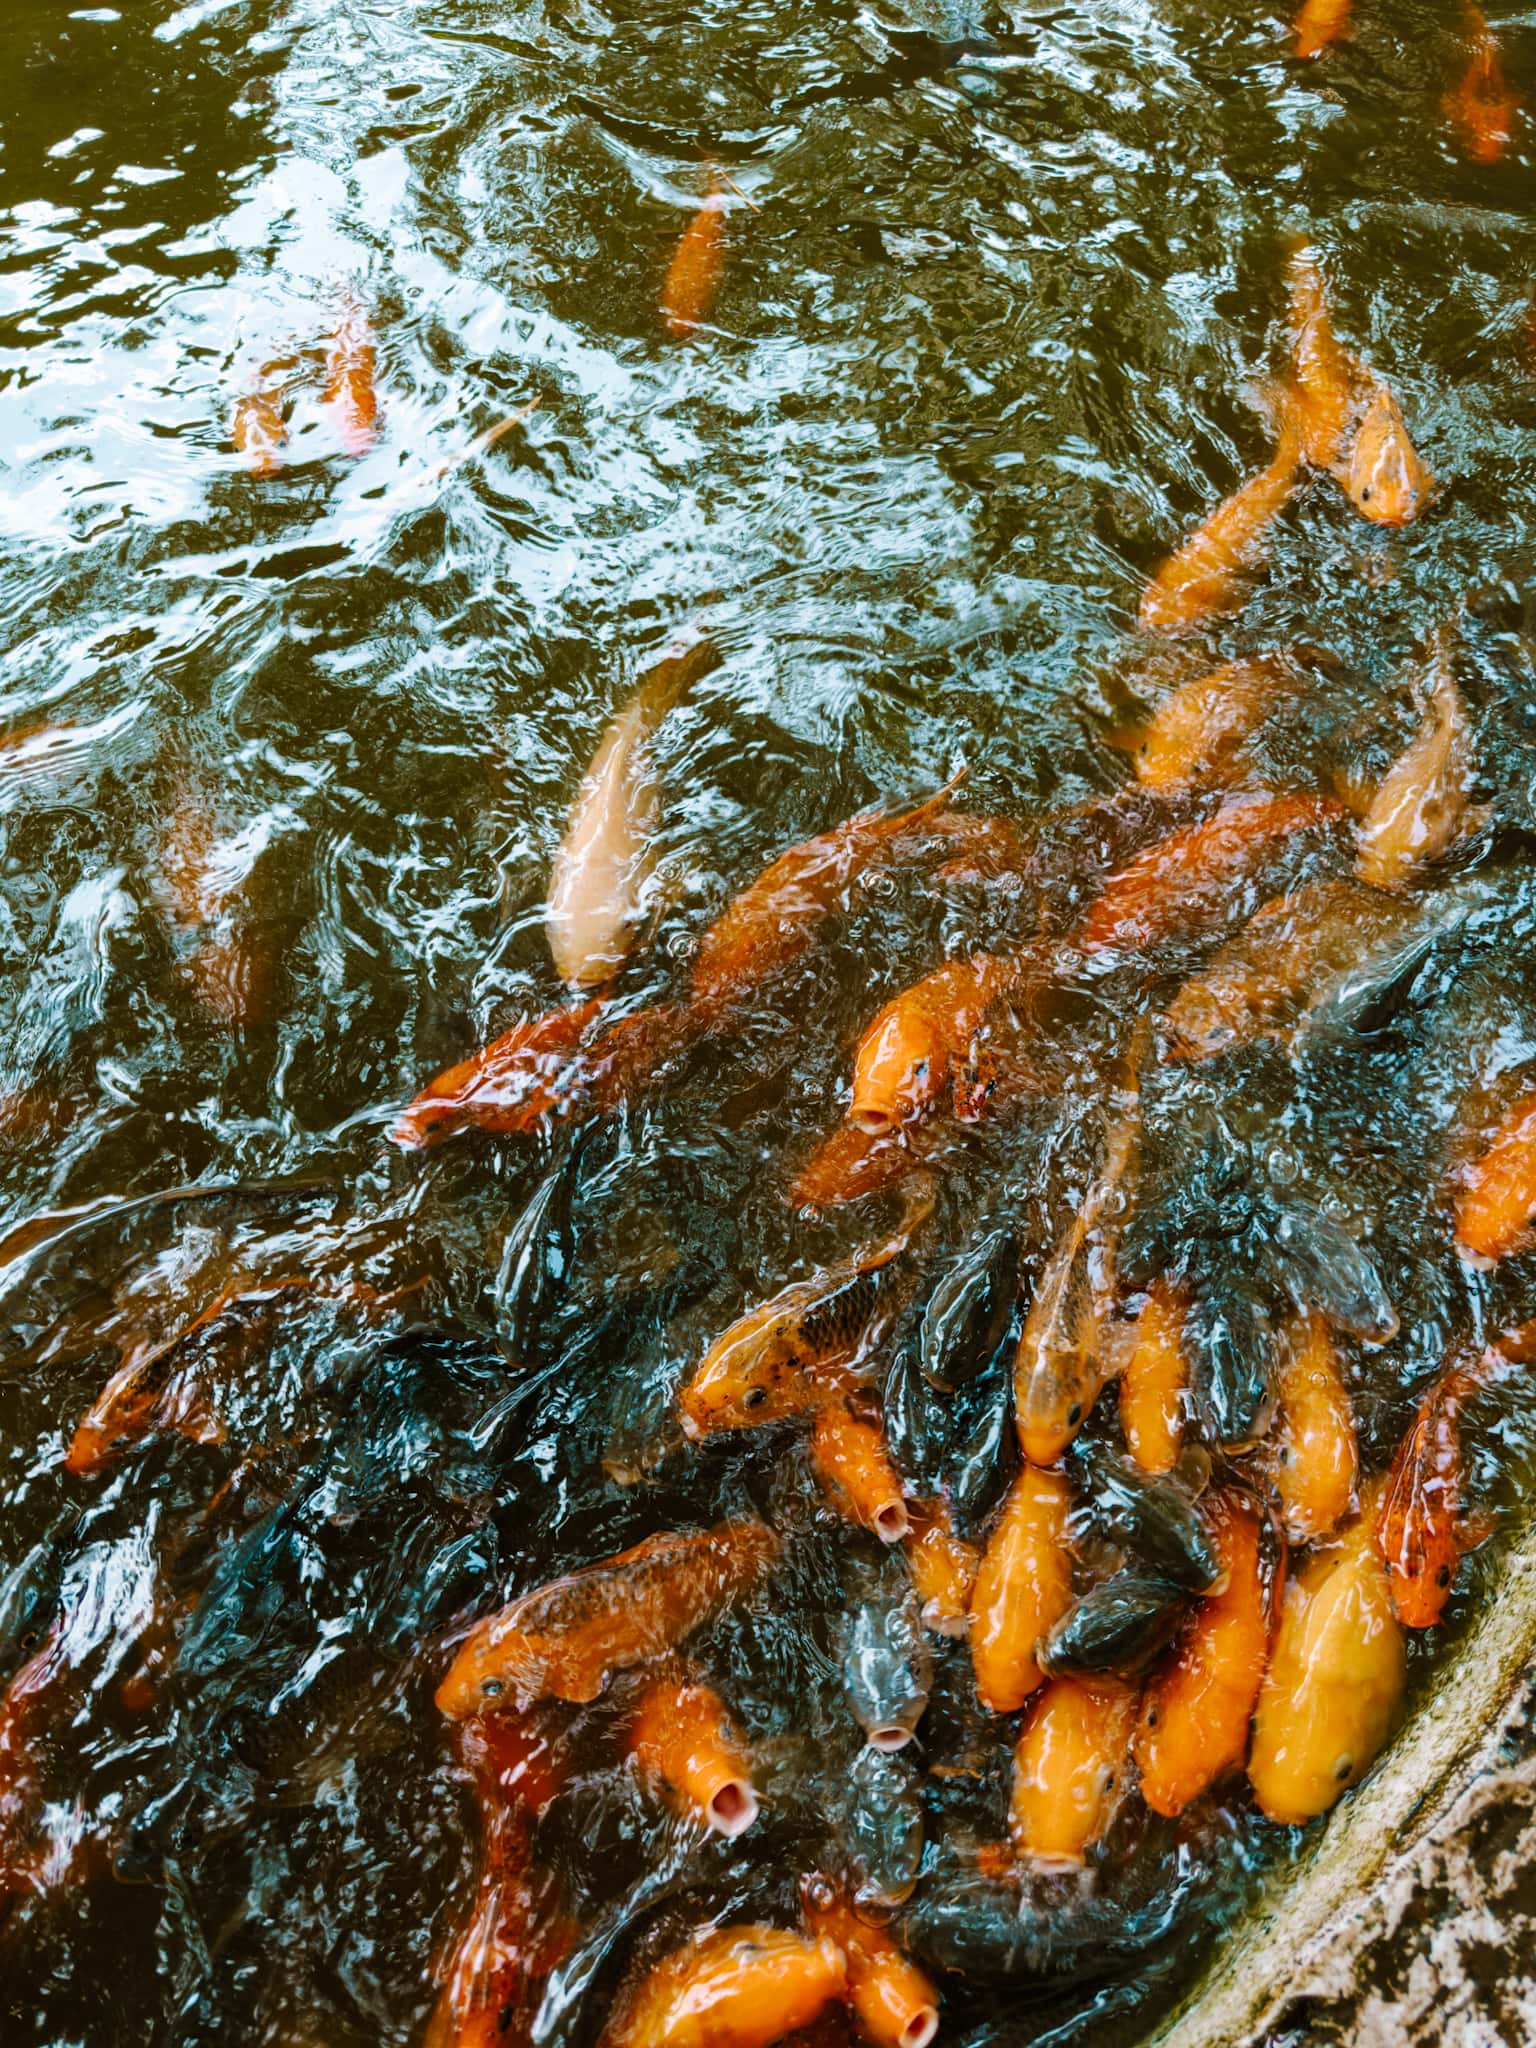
[
  {"left": 425, "top": 1716, "right": 572, "bottom": 2048},
  {"left": 967, "top": 1466, "right": 1074, "bottom": 1713},
  {"left": 1075, "top": 792, "right": 1347, "bottom": 956},
  {"left": 1112, "top": 654, "right": 1306, "bottom": 791},
  {"left": 181, "top": 932, "right": 271, "bottom": 1029},
  {"left": 1138, "top": 403, "right": 1303, "bottom": 634},
  {"left": 903, "top": 1497, "right": 979, "bottom": 1636},
  {"left": 1455, "top": 1089, "right": 1536, "bottom": 1264},
  {"left": 1272, "top": 1311, "right": 1357, "bottom": 1543},
  {"left": 1160, "top": 879, "right": 1413, "bottom": 1062},
  {"left": 392, "top": 995, "right": 608, "bottom": 1148},
  {"left": 1118, "top": 1278, "right": 1187, "bottom": 1474},
  {"left": 661, "top": 169, "right": 729, "bottom": 339},
  {"left": 801, "top": 1882, "right": 939, "bottom": 2048},
  {"left": 0, "top": 1617, "right": 73, "bottom": 1908},
  {"left": 607, "top": 1927, "right": 848, "bottom": 2048},
  {"left": 231, "top": 376, "right": 287, "bottom": 479},
  {"left": 1374, "top": 1327, "right": 1535, "bottom": 1626},
  {"left": 1008, "top": 1675, "right": 1139, "bottom": 1866},
  {"left": 789, "top": 1119, "right": 950, "bottom": 1212},
  {"left": 1135, "top": 1491, "right": 1274, "bottom": 1817},
  {"left": 1015, "top": 1050, "right": 1142, "bottom": 1466},
  {"left": 323, "top": 301, "right": 379, "bottom": 455},
  {"left": 809, "top": 1398, "right": 911, "bottom": 1544},
  {"left": 1444, "top": 6, "right": 1521, "bottom": 163},
  {"left": 629, "top": 1673, "right": 758, "bottom": 1837},
  {"left": 435, "top": 1521, "right": 780, "bottom": 1716},
  {"left": 1248, "top": 1497, "right": 1403, "bottom": 1823},
  {"left": 1356, "top": 628, "right": 1470, "bottom": 890},
  {"left": 1293, "top": 0, "right": 1352, "bottom": 57},
  {"left": 1343, "top": 382, "right": 1432, "bottom": 527},
  {"left": 850, "top": 952, "right": 1024, "bottom": 1132},
  {"left": 1285, "top": 241, "right": 1362, "bottom": 470}
]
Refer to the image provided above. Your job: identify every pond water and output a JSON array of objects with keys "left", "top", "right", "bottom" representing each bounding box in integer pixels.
[{"left": 2, "top": 0, "right": 1536, "bottom": 2041}]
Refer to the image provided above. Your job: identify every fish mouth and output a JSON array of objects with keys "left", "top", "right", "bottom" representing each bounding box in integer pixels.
[
  {"left": 867, "top": 1723, "right": 915, "bottom": 1753},
  {"left": 874, "top": 1501, "right": 911, "bottom": 1544},
  {"left": 851, "top": 1106, "right": 898, "bottom": 1136},
  {"left": 679, "top": 1410, "right": 703, "bottom": 1442},
  {"left": 900, "top": 2008, "right": 939, "bottom": 2048},
  {"left": 705, "top": 1778, "right": 759, "bottom": 1837}
]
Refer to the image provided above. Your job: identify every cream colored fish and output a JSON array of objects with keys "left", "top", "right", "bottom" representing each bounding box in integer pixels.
[
  {"left": 1356, "top": 627, "right": 1472, "bottom": 891},
  {"left": 546, "top": 633, "right": 720, "bottom": 986}
]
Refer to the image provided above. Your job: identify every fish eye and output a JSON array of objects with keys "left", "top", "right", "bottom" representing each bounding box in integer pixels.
[
  {"left": 1144, "top": 1705, "right": 1159, "bottom": 1729},
  {"left": 1334, "top": 1755, "right": 1354, "bottom": 1782},
  {"left": 1436, "top": 1564, "right": 1451, "bottom": 1587},
  {"left": 1066, "top": 1403, "right": 1082, "bottom": 1427},
  {"left": 743, "top": 1386, "right": 769, "bottom": 1411},
  {"left": 481, "top": 1677, "right": 504, "bottom": 1698}
]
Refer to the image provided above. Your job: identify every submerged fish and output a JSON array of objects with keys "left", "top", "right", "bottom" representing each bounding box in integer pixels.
[
  {"left": 606, "top": 1927, "right": 847, "bottom": 2048},
  {"left": 661, "top": 168, "right": 729, "bottom": 339},
  {"left": 843, "top": 1745, "right": 926, "bottom": 1908},
  {"left": 1343, "top": 382, "right": 1432, "bottom": 529},
  {"left": 435, "top": 1521, "right": 780, "bottom": 1714},
  {"left": 902, "top": 1497, "right": 979, "bottom": 1635},
  {"left": 1443, "top": 6, "right": 1521, "bottom": 164},
  {"left": 1117, "top": 1279, "right": 1187, "bottom": 1475},
  {"left": 1455, "top": 1087, "right": 1536, "bottom": 1263},
  {"left": 801, "top": 1879, "right": 940, "bottom": 2048},
  {"left": 841, "top": 1578, "right": 932, "bottom": 1751},
  {"left": 1112, "top": 653, "right": 1308, "bottom": 792},
  {"left": 1248, "top": 1499, "right": 1403, "bottom": 1823},
  {"left": 546, "top": 632, "right": 721, "bottom": 989},
  {"left": 1356, "top": 627, "right": 1471, "bottom": 889},
  {"left": 231, "top": 373, "right": 288, "bottom": 479},
  {"left": 1135, "top": 1490, "right": 1275, "bottom": 1817},
  {"left": 323, "top": 300, "right": 379, "bottom": 455},
  {"left": 1182, "top": 1260, "right": 1282, "bottom": 1449},
  {"left": 628, "top": 1672, "right": 758, "bottom": 1837},
  {"left": 968, "top": 1466, "right": 1073, "bottom": 1712},
  {"left": 1138, "top": 402, "right": 1303, "bottom": 634},
  {"left": 1293, "top": 0, "right": 1351, "bottom": 56},
  {"left": 1285, "top": 241, "right": 1362, "bottom": 471},
  {"left": 1271, "top": 1311, "right": 1358, "bottom": 1543},
  {"left": 916, "top": 1225, "right": 1017, "bottom": 1392},
  {"left": 1009, "top": 1675, "right": 1138, "bottom": 1867}
]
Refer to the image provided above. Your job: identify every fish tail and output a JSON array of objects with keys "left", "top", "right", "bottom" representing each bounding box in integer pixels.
[
  {"left": 881, "top": 763, "right": 972, "bottom": 841},
  {"left": 1282, "top": 235, "right": 1326, "bottom": 329},
  {"left": 634, "top": 627, "right": 724, "bottom": 724}
]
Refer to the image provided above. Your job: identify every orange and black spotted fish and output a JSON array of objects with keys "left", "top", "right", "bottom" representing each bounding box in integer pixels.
[
  {"left": 1443, "top": 4, "right": 1521, "bottom": 164},
  {"left": 661, "top": 167, "right": 729, "bottom": 339},
  {"left": 1008, "top": 1674, "right": 1139, "bottom": 1867},
  {"left": 628, "top": 1672, "right": 759, "bottom": 1837},
  {"left": 606, "top": 1926, "right": 847, "bottom": 2048},
  {"left": 1455, "top": 1088, "right": 1536, "bottom": 1263},
  {"left": 800, "top": 1879, "right": 940, "bottom": 2048},
  {"left": 849, "top": 952, "right": 1025, "bottom": 1133},
  {"left": 322, "top": 300, "right": 379, "bottom": 455},
  {"left": 1293, "top": 0, "right": 1352, "bottom": 57},
  {"left": 1134, "top": 1490, "right": 1276, "bottom": 1817},
  {"left": 1138, "top": 401, "right": 1303, "bottom": 634},
  {"left": 1374, "top": 1325, "right": 1535, "bottom": 1627},
  {"left": 435, "top": 1521, "right": 780, "bottom": 1715}
]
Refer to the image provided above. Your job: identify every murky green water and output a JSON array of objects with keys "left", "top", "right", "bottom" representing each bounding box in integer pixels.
[{"left": 2, "top": 0, "right": 1535, "bottom": 2041}]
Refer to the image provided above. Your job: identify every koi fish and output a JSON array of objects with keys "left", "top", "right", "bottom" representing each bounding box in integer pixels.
[
  {"left": 1135, "top": 1491, "right": 1275, "bottom": 1817},
  {"left": 902, "top": 1496, "right": 979, "bottom": 1635},
  {"left": 1075, "top": 792, "right": 1347, "bottom": 956},
  {"left": 1373, "top": 1331, "right": 1535, "bottom": 1626},
  {"left": 1008, "top": 1675, "right": 1139, "bottom": 1867},
  {"left": 1040, "top": 1572, "right": 1188, "bottom": 1678},
  {"left": 801, "top": 1881, "right": 940, "bottom": 2048},
  {"left": 1285, "top": 241, "right": 1363, "bottom": 471},
  {"left": 1117, "top": 1279, "right": 1186, "bottom": 1474},
  {"left": 546, "top": 633, "right": 722, "bottom": 988},
  {"left": 1161, "top": 880, "right": 1415, "bottom": 1062},
  {"left": 1293, "top": 0, "right": 1351, "bottom": 57},
  {"left": 661, "top": 169, "right": 728, "bottom": 340},
  {"left": 1248, "top": 1498, "right": 1403, "bottom": 1823},
  {"left": 1138, "top": 402, "right": 1303, "bottom": 634},
  {"left": 1071, "top": 1440, "right": 1221, "bottom": 1592},
  {"left": 967, "top": 1466, "right": 1074, "bottom": 1712},
  {"left": 323, "top": 301, "right": 378, "bottom": 455},
  {"left": 629, "top": 1673, "right": 758, "bottom": 1837},
  {"left": 0, "top": 1616, "right": 73, "bottom": 1904},
  {"left": 849, "top": 952, "right": 1023, "bottom": 1132},
  {"left": 1112, "top": 654, "right": 1307, "bottom": 791},
  {"left": 231, "top": 375, "right": 287, "bottom": 479},
  {"left": 1455, "top": 1088, "right": 1536, "bottom": 1264},
  {"left": 1356, "top": 628, "right": 1470, "bottom": 889},
  {"left": 915, "top": 1226, "right": 1017, "bottom": 1391},
  {"left": 1014, "top": 1046, "right": 1143, "bottom": 1466},
  {"left": 435, "top": 1521, "right": 779, "bottom": 1715},
  {"left": 809, "top": 1398, "right": 911, "bottom": 1544},
  {"left": 1183, "top": 1261, "right": 1282, "bottom": 1449},
  {"left": 182, "top": 932, "right": 271, "bottom": 1029},
  {"left": 1271, "top": 1311, "right": 1357, "bottom": 1543},
  {"left": 843, "top": 1746, "right": 925, "bottom": 1908},
  {"left": 392, "top": 994, "right": 608, "bottom": 1147},
  {"left": 607, "top": 1927, "right": 847, "bottom": 2048},
  {"left": 1444, "top": 6, "right": 1521, "bottom": 164},
  {"left": 840, "top": 1579, "right": 932, "bottom": 1750},
  {"left": 1343, "top": 382, "right": 1432, "bottom": 528}
]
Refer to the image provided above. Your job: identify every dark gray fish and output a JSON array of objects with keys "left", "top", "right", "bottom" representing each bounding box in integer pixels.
[
  {"left": 948, "top": 1381, "right": 1016, "bottom": 1540},
  {"left": 1070, "top": 1440, "right": 1220, "bottom": 1592},
  {"left": 493, "top": 1147, "right": 580, "bottom": 1354},
  {"left": 1039, "top": 1572, "right": 1189, "bottom": 1678},
  {"left": 843, "top": 1745, "right": 926, "bottom": 1907},
  {"left": 1183, "top": 1266, "right": 1280, "bottom": 1448},
  {"left": 917, "top": 1226, "right": 1018, "bottom": 1391},
  {"left": 1260, "top": 1198, "right": 1398, "bottom": 1344},
  {"left": 841, "top": 1579, "right": 932, "bottom": 1751}
]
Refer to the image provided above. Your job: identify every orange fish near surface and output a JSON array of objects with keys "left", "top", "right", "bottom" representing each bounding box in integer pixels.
[
  {"left": 1444, "top": 6, "right": 1521, "bottom": 164},
  {"left": 1272, "top": 1311, "right": 1358, "bottom": 1542},
  {"left": 1293, "top": 0, "right": 1352, "bottom": 57},
  {"left": 1374, "top": 1326, "right": 1535, "bottom": 1627},
  {"left": 323, "top": 300, "right": 379, "bottom": 455},
  {"left": 801, "top": 1881, "right": 940, "bottom": 2048},
  {"left": 808, "top": 1397, "right": 911, "bottom": 1544},
  {"left": 1009, "top": 1675, "right": 1139, "bottom": 1866},
  {"left": 435, "top": 1521, "right": 780, "bottom": 1716},
  {"left": 1075, "top": 792, "right": 1347, "bottom": 957},
  {"left": 967, "top": 1466, "right": 1074, "bottom": 1713},
  {"left": 629, "top": 1673, "right": 759, "bottom": 1837},
  {"left": 1284, "top": 241, "right": 1363, "bottom": 471},
  {"left": 392, "top": 995, "right": 608, "bottom": 1148},
  {"left": 1134, "top": 1491, "right": 1275, "bottom": 1817},
  {"left": 661, "top": 168, "right": 729, "bottom": 339},
  {"left": 1343, "top": 382, "right": 1432, "bottom": 528},
  {"left": 849, "top": 952, "right": 1024, "bottom": 1133},
  {"left": 1454, "top": 1089, "right": 1536, "bottom": 1264},
  {"left": 1113, "top": 654, "right": 1307, "bottom": 792},
  {"left": 1356, "top": 628, "right": 1470, "bottom": 890},
  {"left": 1118, "top": 1278, "right": 1188, "bottom": 1474},
  {"left": 903, "top": 1497, "right": 980, "bottom": 1636},
  {"left": 606, "top": 1926, "right": 848, "bottom": 2048},
  {"left": 231, "top": 376, "right": 287, "bottom": 479},
  {"left": 1138, "top": 402, "right": 1303, "bottom": 634}
]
